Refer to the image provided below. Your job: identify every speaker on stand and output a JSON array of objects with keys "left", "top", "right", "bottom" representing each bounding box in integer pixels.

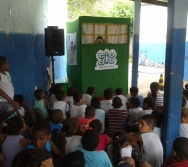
[{"left": 45, "top": 26, "right": 64, "bottom": 86}]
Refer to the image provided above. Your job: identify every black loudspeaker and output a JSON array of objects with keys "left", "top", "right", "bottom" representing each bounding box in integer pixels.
[{"left": 45, "top": 27, "right": 64, "bottom": 56}]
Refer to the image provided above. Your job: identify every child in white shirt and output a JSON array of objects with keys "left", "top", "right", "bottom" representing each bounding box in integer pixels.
[
  {"left": 107, "top": 130, "right": 132, "bottom": 167},
  {"left": 52, "top": 90, "right": 69, "bottom": 119},
  {"left": 0, "top": 56, "right": 20, "bottom": 122},
  {"left": 139, "top": 96, "right": 155, "bottom": 120},
  {"left": 127, "top": 114, "right": 163, "bottom": 167},
  {"left": 100, "top": 88, "right": 113, "bottom": 114},
  {"left": 115, "top": 88, "right": 128, "bottom": 111},
  {"left": 127, "top": 97, "right": 142, "bottom": 122},
  {"left": 70, "top": 91, "right": 86, "bottom": 118},
  {"left": 180, "top": 108, "right": 188, "bottom": 138}
]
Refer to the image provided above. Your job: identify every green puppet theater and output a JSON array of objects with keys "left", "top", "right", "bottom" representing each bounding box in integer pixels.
[{"left": 66, "top": 16, "right": 130, "bottom": 97}]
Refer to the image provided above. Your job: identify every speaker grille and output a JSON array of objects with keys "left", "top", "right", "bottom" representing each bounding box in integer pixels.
[{"left": 45, "top": 28, "right": 64, "bottom": 56}]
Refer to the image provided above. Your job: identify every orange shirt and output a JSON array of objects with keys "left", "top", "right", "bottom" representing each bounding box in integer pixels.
[{"left": 77, "top": 117, "right": 95, "bottom": 136}]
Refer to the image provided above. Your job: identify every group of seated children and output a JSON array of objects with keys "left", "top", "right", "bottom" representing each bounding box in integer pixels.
[{"left": 1, "top": 79, "right": 188, "bottom": 167}]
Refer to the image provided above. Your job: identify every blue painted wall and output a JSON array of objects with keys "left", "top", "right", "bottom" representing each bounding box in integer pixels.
[
  {"left": 0, "top": 0, "right": 50, "bottom": 107},
  {"left": 184, "top": 42, "right": 188, "bottom": 81},
  {"left": 139, "top": 42, "right": 188, "bottom": 81},
  {"left": 0, "top": 32, "right": 50, "bottom": 107}
]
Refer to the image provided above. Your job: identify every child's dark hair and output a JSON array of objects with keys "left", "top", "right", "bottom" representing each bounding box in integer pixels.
[
  {"left": 141, "top": 114, "right": 156, "bottom": 130},
  {"left": 86, "top": 86, "right": 95, "bottom": 95},
  {"left": 182, "top": 96, "right": 187, "bottom": 107},
  {"left": 115, "top": 88, "right": 123, "bottom": 95},
  {"left": 185, "top": 83, "right": 188, "bottom": 90},
  {"left": 0, "top": 56, "right": 7, "bottom": 67},
  {"left": 129, "top": 97, "right": 140, "bottom": 108},
  {"left": 91, "top": 96, "right": 100, "bottom": 109},
  {"left": 143, "top": 96, "right": 155, "bottom": 108},
  {"left": 6, "top": 116, "right": 24, "bottom": 135},
  {"left": 112, "top": 130, "right": 127, "bottom": 167},
  {"left": 55, "top": 90, "right": 66, "bottom": 101},
  {"left": 150, "top": 82, "right": 159, "bottom": 99},
  {"left": 66, "top": 87, "right": 75, "bottom": 96},
  {"left": 34, "top": 89, "right": 44, "bottom": 100},
  {"left": 62, "top": 118, "right": 78, "bottom": 136},
  {"left": 103, "top": 88, "right": 113, "bottom": 100},
  {"left": 85, "top": 106, "right": 95, "bottom": 118},
  {"left": 47, "top": 83, "right": 62, "bottom": 97},
  {"left": 81, "top": 129, "right": 99, "bottom": 151},
  {"left": 89, "top": 119, "right": 102, "bottom": 134},
  {"left": 63, "top": 150, "right": 85, "bottom": 167},
  {"left": 173, "top": 137, "right": 188, "bottom": 160},
  {"left": 49, "top": 109, "right": 64, "bottom": 124},
  {"left": 73, "top": 91, "right": 83, "bottom": 103},
  {"left": 151, "top": 110, "right": 163, "bottom": 128},
  {"left": 183, "top": 90, "right": 188, "bottom": 98},
  {"left": 112, "top": 96, "right": 123, "bottom": 108},
  {"left": 52, "top": 84, "right": 63, "bottom": 94},
  {"left": 14, "top": 94, "right": 24, "bottom": 105},
  {"left": 12, "top": 148, "right": 52, "bottom": 167},
  {"left": 181, "top": 108, "right": 188, "bottom": 118},
  {"left": 130, "top": 87, "right": 139, "bottom": 95},
  {"left": 33, "top": 120, "right": 51, "bottom": 135}
]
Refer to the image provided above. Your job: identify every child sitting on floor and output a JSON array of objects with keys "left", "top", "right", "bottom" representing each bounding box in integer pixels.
[
  {"left": 106, "top": 130, "right": 132, "bottom": 167},
  {"left": 89, "top": 119, "right": 111, "bottom": 151},
  {"left": 127, "top": 114, "right": 163, "bottom": 167},
  {"left": 64, "top": 87, "right": 75, "bottom": 105},
  {"left": 76, "top": 129, "right": 112, "bottom": 167},
  {"left": 127, "top": 97, "right": 142, "bottom": 123},
  {"left": 148, "top": 82, "right": 163, "bottom": 108},
  {"left": 151, "top": 109, "right": 163, "bottom": 139},
  {"left": 70, "top": 91, "right": 87, "bottom": 118},
  {"left": 13, "top": 94, "right": 27, "bottom": 118},
  {"left": 63, "top": 150, "right": 85, "bottom": 167},
  {"left": 1, "top": 116, "right": 31, "bottom": 167},
  {"left": 77, "top": 106, "right": 95, "bottom": 136},
  {"left": 115, "top": 88, "right": 128, "bottom": 111},
  {"left": 161, "top": 137, "right": 188, "bottom": 167},
  {"left": 26, "top": 120, "right": 63, "bottom": 159},
  {"left": 139, "top": 96, "right": 155, "bottom": 120},
  {"left": 49, "top": 83, "right": 63, "bottom": 109},
  {"left": 52, "top": 90, "right": 69, "bottom": 119},
  {"left": 0, "top": 56, "right": 20, "bottom": 123},
  {"left": 129, "top": 87, "right": 143, "bottom": 108},
  {"left": 180, "top": 108, "right": 188, "bottom": 138},
  {"left": 83, "top": 86, "right": 95, "bottom": 106},
  {"left": 49, "top": 109, "right": 64, "bottom": 144},
  {"left": 91, "top": 97, "right": 105, "bottom": 133},
  {"left": 107, "top": 97, "right": 128, "bottom": 137},
  {"left": 33, "top": 89, "right": 49, "bottom": 119},
  {"left": 100, "top": 88, "right": 113, "bottom": 113},
  {"left": 58, "top": 117, "right": 82, "bottom": 154},
  {"left": 11, "top": 148, "right": 52, "bottom": 167}
]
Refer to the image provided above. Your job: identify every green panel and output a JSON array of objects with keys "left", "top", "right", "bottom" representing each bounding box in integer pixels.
[
  {"left": 66, "top": 19, "right": 82, "bottom": 91},
  {"left": 67, "top": 16, "right": 130, "bottom": 95},
  {"left": 79, "top": 16, "right": 130, "bottom": 25},
  {"left": 82, "top": 44, "right": 129, "bottom": 97}
]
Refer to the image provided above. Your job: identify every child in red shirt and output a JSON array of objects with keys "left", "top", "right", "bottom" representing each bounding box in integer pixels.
[
  {"left": 77, "top": 106, "right": 95, "bottom": 136},
  {"left": 89, "top": 119, "right": 111, "bottom": 151}
]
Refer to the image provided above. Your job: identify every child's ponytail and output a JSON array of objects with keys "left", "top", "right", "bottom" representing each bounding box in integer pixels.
[{"left": 112, "top": 130, "right": 127, "bottom": 167}]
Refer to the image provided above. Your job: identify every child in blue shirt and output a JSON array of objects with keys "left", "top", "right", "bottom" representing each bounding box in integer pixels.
[
  {"left": 76, "top": 129, "right": 112, "bottom": 167},
  {"left": 27, "top": 120, "right": 63, "bottom": 159}
]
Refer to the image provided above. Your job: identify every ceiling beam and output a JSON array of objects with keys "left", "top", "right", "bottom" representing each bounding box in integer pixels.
[{"left": 131, "top": 0, "right": 167, "bottom": 7}]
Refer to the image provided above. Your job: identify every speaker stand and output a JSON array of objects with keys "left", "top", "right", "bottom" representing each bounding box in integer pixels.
[{"left": 51, "top": 56, "right": 55, "bottom": 86}]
